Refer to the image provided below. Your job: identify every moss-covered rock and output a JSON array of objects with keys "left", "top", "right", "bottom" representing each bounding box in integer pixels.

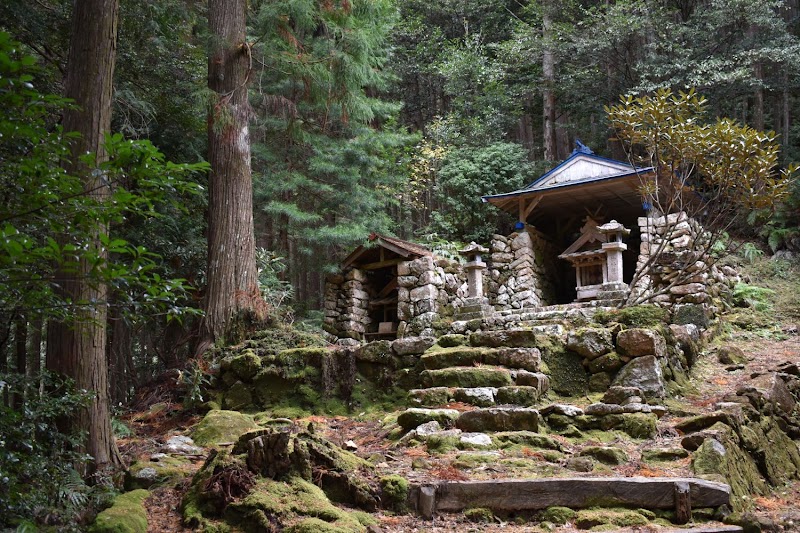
[
  {"left": 421, "top": 366, "right": 513, "bottom": 388},
  {"left": 495, "top": 386, "right": 543, "bottom": 406},
  {"left": 192, "top": 410, "right": 259, "bottom": 447},
  {"left": 588, "top": 372, "right": 612, "bottom": 393},
  {"left": 464, "top": 507, "right": 494, "bottom": 523},
  {"left": 469, "top": 328, "right": 538, "bottom": 348},
  {"left": 408, "top": 387, "right": 451, "bottom": 407},
  {"left": 642, "top": 447, "right": 689, "bottom": 462},
  {"left": 588, "top": 352, "right": 624, "bottom": 374},
  {"left": 616, "top": 412, "right": 658, "bottom": 439},
  {"left": 222, "top": 380, "right": 253, "bottom": 411},
  {"left": 125, "top": 455, "right": 193, "bottom": 490},
  {"left": 436, "top": 334, "right": 468, "bottom": 348},
  {"left": 379, "top": 475, "right": 409, "bottom": 512},
  {"left": 397, "top": 408, "right": 460, "bottom": 431},
  {"left": 542, "top": 348, "right": 589, "bottom": 396},
  {"left": 225, "top": 477, "right": 365, "bottom": 532},
  {"left": 566, "top": 328, "right": 613, "bottom": 359},
  {"left": 456, "top": 407, "right": 539, "bottom": 432},
  {"left": 90, "top": 489, "right": 149, "bottom": 533},
  {"left": 578, "top": 446, "right": 629, "bottom": 465},
  {"left": 355, "top": 341, "right": 393, "bottom": 363},
  {"left": 492, "top": 431, "right": 563, "bottom": 451},
  {"left": 541, "top": 506, "right": 576, "bottom": 525},
  {"left": 574, "top": 508, "right": 649, "bottom": 529},
  {"left": 594, "top": 305, "right": 668, "bottom": 328},
  {"left": 220, "top": 349, "right": 262, "bottom": 382},
  {"left": 420, "top": 347, "right": 492, "bottom": 370}
]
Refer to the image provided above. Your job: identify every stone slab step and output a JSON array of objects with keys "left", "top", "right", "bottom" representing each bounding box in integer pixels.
[
  {"left": 421, "top": 346, "right": 542, "bottom": 372},
  {"left": 397, "top": 408, "right": 459, "bottom": 432},
  {"left": 660, "top": 528, "right": 743, "bottom": 533},
  {"left": 408, "top": 477, "right": 731, "bottom": 517},
  {"left": 420, "top": 366, "right": 513, "bottom": 388},
  {"left": 409, "top": 385, "right": 548, "bottom": 408},
  {"left": 455, "top": 407, "right": 539, "bottom": 432}
]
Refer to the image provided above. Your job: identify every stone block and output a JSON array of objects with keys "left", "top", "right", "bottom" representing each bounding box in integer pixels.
[
  {"left": 612, "top": 355, "right": 666, "bottom": 399},
  {"left": 616, "top": 328, "right": 666, "bottom": 358},
  {"left": 567, "top": 328, "right": 613, "bottom": 359},
  {"left": 410, "top": 284, "right": 437, "bottom": 302},
  {"left": 456, "top": 407, "right": 539, "bottom": 432},
  {"left": 392, "top": 336, "right": 436, "bottom": 356},
  {"left": 344, "top": 268, "right": 367, "bottom": 282}
]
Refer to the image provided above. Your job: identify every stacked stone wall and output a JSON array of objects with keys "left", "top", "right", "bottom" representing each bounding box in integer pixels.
[
  {"left": 634, "top": 212, "right": 740, "bottom": 310},
  {"left": 322, "top": 268, "right": 370, "bottom": 339},
  {"left": 489, "top": 230, "right": 556, "bottom": 311},
  {"left": 398, "top": 256, "right": 467, "bottom": 337}
]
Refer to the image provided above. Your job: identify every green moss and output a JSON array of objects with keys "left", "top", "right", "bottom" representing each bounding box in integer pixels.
[
  {"left": 464, "top": 507, "right": 494, "bottom": 523},
  {"left": 574, "top": 508, "right": 649, "bottom": 529},
  {"left": 221, "top": 349, "right": 262, "bottom": 382},
  {"left": 225, "top": 477, "right": 364, "bottom": 532},
  {"left": 421, "top": 366, "right": 513, "bottom": 388},
  {"left": 419, "top": 347, "right": 492, "bottom": 370},
  {"left": 542, "top": 347, "right": 588, "bottom": 396},
  {"left": 617, "top": 413, "right": 658, "bottom": 439},
  {"left": 285, "top": 518, "right": 355, "bottom": 533},
  {"left": 379, "top": 475, "right": 409, "bottom": 512},
  {"left": 125, "top": 456, "right": 193, "bottom": 490},
  {"left": 222, "top": 381, "right": 253, "bottom": 411},
  {"left": 90, "top": 490, "right": 149, "bottom": 533},
  {"left": 436, "top": 334, "right": 468, "bottom": 347},
  {"left": 540, "top": 506, "right": 576, "bottom": 525},
  {"left": 578, "top": 446, "right": 629, "bottom": 465},
  {"left": 192, "top": 409, "right": 259, "bottom": 447},
  {"left": 492, "top": 431, "right": 563, "bottom": 451},
  {"left": 593, "top": 305, "right": 669, "bottom": 327},
  {"left": 587, "top": 352, "right": 623, "bottom": 374}
]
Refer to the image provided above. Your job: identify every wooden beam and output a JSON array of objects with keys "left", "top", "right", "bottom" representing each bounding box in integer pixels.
[
  {"left": 410, "top": 477, "right": 730, "bottom": 513},
  {"left": 360, "top": 258, "right": 404, "bottom": 270},
  {"left": 518, "top": 196, "right": 542, "bottom": 222}
]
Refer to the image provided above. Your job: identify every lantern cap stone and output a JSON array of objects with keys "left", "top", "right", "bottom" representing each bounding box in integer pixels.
[
  {"left": 597, "top": 220, "right": 630, "bottom": 236},
  {"left": 458, "top": 242, "right": 489, "bottom": 256}
]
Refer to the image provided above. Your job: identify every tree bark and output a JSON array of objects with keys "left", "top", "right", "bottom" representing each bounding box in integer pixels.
[
  {"left": 13, "top": 316, "right": 26, "bottom": 409},
  {"left": 46, "top": 0, "right": 121, "bottom": 476},
  {"left": 542, "top": 1, "right": 557, "bottom": 161},
  {"left": 203, "top": 0, "right": 263, "bottom": 342}
]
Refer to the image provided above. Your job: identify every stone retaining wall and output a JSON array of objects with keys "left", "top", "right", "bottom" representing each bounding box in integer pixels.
[
  {"left": 634, "top": 212, "right": 740, "bottom": 310},
  {"left": 489, "top": 230, "right": 556, "bottom": 311},
  {"left": 323, "top": 268, "right": 370, "bottom": 339},
  {"left": 398, "top": 256, "right": 467, "bottom": 337}
]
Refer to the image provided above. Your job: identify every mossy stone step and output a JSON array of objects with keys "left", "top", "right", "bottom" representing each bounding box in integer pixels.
[
  {"left": 420, "top": 347, "right": 495, "bottom": 370},
  {"left": 409, "top": 384, "right": 548, "bottom": 408},
  {"left": 421, "top": 366, "right": 514, "bottom": 388},
  {"left": 456, "top": 407, "right": 540, "bottom": 432},
  {"left": 397, "top": 408, "right": 460, "bottom": 432}
]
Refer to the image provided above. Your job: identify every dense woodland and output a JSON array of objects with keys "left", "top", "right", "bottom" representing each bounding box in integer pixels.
[{"left": 1, "top": 0, "right": 800, "bottom": 528}]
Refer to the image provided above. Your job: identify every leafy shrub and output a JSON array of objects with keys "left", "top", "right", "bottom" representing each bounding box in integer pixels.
[
  {"left": 0, "top": 372, "right": 115, "bottom": 530},
  {"left": 731, "top": 283, "right": 774, "bottom": 312}
]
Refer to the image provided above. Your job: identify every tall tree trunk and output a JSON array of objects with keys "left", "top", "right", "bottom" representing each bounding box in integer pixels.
[
  {"left": 542, "top": 1, "right": 557, "bottom": 161},
  {"left": 13, "top": 316, "right": 26, "bottom": 409},
  {"left": 46, "top": 0, "right": 121, "bottom": 476},
  {"left": 29, "top": 316, "right": 42, "bottom": 396},
  {"left": 204, "top": 0, "right": 263, "bottom": 342}
]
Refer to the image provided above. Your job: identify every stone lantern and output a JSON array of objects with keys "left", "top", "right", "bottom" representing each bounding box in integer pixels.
[
  {"left": 597, "top": 220, "right": 630, "bottom": 286},
  {"left": 454, "top": 242, "right": 494, "bottom": 320}
]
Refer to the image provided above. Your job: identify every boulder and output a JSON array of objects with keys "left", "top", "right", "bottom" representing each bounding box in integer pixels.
[
  {"left": 588, "top": 351, "right": 624, "bottom": 374},
  {"left": 566, "top": 328, "right": 613, "bottom": 359},
  {"left": 746, "top": 372, "right": 796, "bottom": 414},
  {"left": 602, "top": 386, "right": 644, "bottom": 405},
  {"left": 163, "top": 435, "right": 203, "bottom": 455},
  {"left": 612, "top": 355, "right": 666, "bottom": 399},
  {"left": 460, "top": 433, "right": 493, "bottom": 447},
  {"left": 191, "top": 410, "right": 259, "bottom": 447},
  {"left": 717, "top": 345, "right": 747, "bottom": 365},
  {"left": 616, "top": 328, "right": 666, "bottom": 358},
  {"left": 392, "top": 336, "right": 436, "bottom": 356}
]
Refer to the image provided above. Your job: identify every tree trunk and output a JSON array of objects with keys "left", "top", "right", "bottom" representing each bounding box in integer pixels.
[
  {"left": 542, "top": 1, "right": 557, "bottom": 161},
  {"left": 204, "top": 0, "right": 263, "bottom": 342},
  {"left": 45, "top": 0, "right": 121, "bottom": 476},
  {"left": 13, "top": 316, "right": 26, "bottom": 409}
]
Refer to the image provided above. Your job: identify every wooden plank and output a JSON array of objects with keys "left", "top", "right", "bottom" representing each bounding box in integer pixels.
[{"left": 428, "top": 477, "right": 730, "bottom": 512}]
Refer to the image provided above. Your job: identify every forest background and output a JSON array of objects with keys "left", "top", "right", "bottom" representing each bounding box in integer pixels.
[{"left": 1, "top": 0, "right": 800, "bottom": 524}]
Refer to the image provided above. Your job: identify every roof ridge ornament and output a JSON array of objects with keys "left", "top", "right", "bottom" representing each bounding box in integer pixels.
[{"left": 573, "top": 138, "right": 594, "bottom": 155}]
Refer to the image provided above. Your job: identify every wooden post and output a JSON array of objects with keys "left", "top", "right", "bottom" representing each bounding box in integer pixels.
[{"left": 674, "top": 481, "right": 691, "bottom": 524}]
